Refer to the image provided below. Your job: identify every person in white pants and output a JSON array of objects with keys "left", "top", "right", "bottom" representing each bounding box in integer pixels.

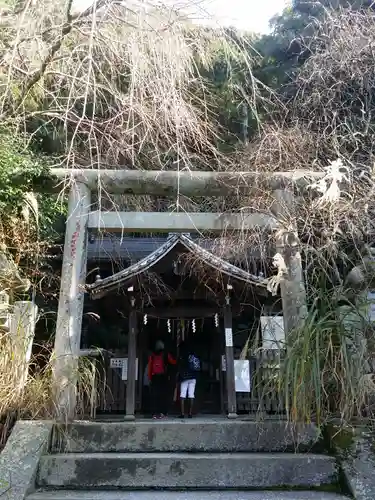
[
  {"left": 180, "top": 378, "right": 196, "bottom": 402},
  {"left": 179, "top": 377, "right": 197, "bottom": 418}
]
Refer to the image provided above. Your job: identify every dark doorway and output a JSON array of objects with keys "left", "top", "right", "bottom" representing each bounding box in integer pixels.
[
  {"left": 186, "top": 321, "right": 222, "bottom": 415},
  {"left": 139, "top": 315, "right": 223, "bottom": 416}
]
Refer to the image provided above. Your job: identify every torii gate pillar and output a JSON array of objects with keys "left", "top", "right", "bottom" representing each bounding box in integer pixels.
[
  {"left": 273, "top": 188, "right": 307, "bottom": 334},
  {"left": 53, "top": 182, "right": 91, "bottom": 421}
]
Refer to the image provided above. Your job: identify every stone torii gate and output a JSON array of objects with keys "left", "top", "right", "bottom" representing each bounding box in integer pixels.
[{"left": 52, "top": 168, "right": 321, "bottom": 421}]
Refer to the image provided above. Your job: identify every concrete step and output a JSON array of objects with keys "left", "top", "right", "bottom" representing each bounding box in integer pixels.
[
  {"left": 37, "top": 452, "right": 338, "bottom": 490},
  {"left": 27, "top": 491, "right": 349, "bottom": 500},
  {"left": 52, "top": 420, "right": 321, "bottom": 453}
]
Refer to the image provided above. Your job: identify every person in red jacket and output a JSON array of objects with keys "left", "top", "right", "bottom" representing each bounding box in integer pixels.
[{"left": 148, "top": 340, "right": 176, "bottom": 419}]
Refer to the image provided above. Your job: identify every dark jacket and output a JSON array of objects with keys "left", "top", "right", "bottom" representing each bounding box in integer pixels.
[{"left": 178, "top": 350, "right": 198, "bottom": 382}]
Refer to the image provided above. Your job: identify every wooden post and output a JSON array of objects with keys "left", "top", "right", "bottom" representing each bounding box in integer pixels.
[
  {"left": 53, "top": 182, "right": 91, "bottom": 421},
  {"left": 272, "top": 188, "right": 307, "bottom": 334},
  {"left": 223, "top": 291, "right": 237, "bottom": 419},
  {"left": 125, "top": 299, "right": 137, "bottom": 421}
]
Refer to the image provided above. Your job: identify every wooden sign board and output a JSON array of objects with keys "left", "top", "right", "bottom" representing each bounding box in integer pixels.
[{"left": 110, "top": 357, "right": 138, "bottom": 381}]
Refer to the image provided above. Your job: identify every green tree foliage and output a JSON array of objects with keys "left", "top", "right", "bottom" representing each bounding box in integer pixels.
[
  {"left": 194, "top": 29, "right": 261, "bottom": 148},
  {"left": 0, "top": 131, "right": 47, "bottom": 213},
  {"left": 0, "top": 130, "right": 65, "bottom": 253},
  {"left": 252, "top": 0, "right": 375, "bottom": 91}
]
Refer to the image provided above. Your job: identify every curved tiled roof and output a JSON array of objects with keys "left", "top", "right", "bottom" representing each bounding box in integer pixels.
[{"left": 87, "top": 233, "right": 268, "bottom": 299}]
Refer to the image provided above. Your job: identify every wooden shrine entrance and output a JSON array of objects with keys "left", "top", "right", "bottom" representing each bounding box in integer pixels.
[
  {"left": 84, "top": 299, "right": 286, "bottom": 419},
  {"left": 86, "top": 233, "right": 268, "bottom": 419},
  {"left": 98, "top": 313, "right": 224, "bottom": 416},
  {"left": 139, "top": 314, "right": 223, "bottom": 416}
]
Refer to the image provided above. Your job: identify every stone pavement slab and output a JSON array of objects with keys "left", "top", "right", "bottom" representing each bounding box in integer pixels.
[
  {"left": 37, "top": 452, "right": 338, "bottom": 490},
  {"left": 55, "top": 420, "right": 320, "bottom": 453},
  {"left": 331, "top": 426, "right": 375, "bottom": 500},
  {"left": 27, "top": 491, "right": 349, "bottom": 500},
  {"left": 0, "top": 420, "right": 52, "bottom": 500}
]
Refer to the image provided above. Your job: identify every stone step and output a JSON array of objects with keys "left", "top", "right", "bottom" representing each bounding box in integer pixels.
[
  {"left": 27, "top": 491, "right": 349, "bottom": 500},
  {"left": 52, "top": 420, "right": 320, "bottom": 453},
  {"left": 37, "top": 452, "right": 338, "bottom": 490}
]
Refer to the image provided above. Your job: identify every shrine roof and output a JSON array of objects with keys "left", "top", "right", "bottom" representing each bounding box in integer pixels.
[
  {"left": 87, "top": 233, "right": 268, "bottom": 300},
  {"left": 87, "top": 234, "right": 272, "bottom": 262}
]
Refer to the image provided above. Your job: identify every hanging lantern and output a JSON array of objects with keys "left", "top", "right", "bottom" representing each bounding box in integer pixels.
[
  {"left": 167, "top": 319, "right": 171, "bottom": 333},
  {"left": 143, "top": 314, "right": 148, "bottom": 325},
  {"left": 192, "top": 319, "right": 196, "bottom": 333},
  {"left": 214, "top": 313, "right": 219, "bottom": 328}
]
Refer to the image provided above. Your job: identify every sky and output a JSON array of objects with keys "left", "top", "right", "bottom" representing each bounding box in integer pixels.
[
  {"left": 74, "top": 0, "right": 289, "bottom": 34},
  {"left": 190, "top": 0, "right": 289, "bottom": 33}
]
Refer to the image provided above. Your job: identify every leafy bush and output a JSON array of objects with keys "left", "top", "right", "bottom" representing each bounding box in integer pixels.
[
  {"left": 0, "top": 130, "right": 49, "bottom": 214},
  {"left": 0, "top": 129, "right": 65, "bottom": 266}
]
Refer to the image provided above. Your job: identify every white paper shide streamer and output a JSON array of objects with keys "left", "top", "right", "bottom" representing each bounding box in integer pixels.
[{"left": 214, "top": 313, "right": 219, "bottom": 328}]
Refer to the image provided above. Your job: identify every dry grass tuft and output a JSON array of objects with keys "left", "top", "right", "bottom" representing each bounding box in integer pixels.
[{"left": 0, "top": 331, "right": 99, "bottom": 447}]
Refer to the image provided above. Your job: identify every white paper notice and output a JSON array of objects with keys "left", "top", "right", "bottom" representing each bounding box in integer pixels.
[
  {"left": 225, "top": 328, "right": 233, "bottom": 347},
  {"left": 121, "top": 358, "right": 139, "bottom": 381},
  {"left": 234, "top": 360, "right": 251, "bottom": 392},
  {"left": 110, "top": 358, "right": 126, "bottom": 368},
  {"left": 121, "top": 360, "right": 128, "bottom": 380},
  {"left": 261, "top": 316, "right": 285, "bottom": 349}
]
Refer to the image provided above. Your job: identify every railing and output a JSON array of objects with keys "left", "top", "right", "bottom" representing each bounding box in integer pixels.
[
  {"left": 78, "top": 349, "right": 132, "bottom": 417},
  {"left": 237, "top": 349, "right": 286, "bottom": 415},
  {"left": 79, "top": 348, "right": 287, "bottom": 419}
]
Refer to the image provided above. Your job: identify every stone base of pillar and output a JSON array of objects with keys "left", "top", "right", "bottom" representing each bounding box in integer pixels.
[
  {"left": 124, "top": 415, "right": 136, "bottom": 421},
  {"left": 227, "top": 412, "right": 238, "bottom": 419}
]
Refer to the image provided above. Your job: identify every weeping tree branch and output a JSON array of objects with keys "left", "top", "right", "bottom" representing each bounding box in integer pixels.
[{"left": 2, "top": 0, "right": 121, "bottom": 119}]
